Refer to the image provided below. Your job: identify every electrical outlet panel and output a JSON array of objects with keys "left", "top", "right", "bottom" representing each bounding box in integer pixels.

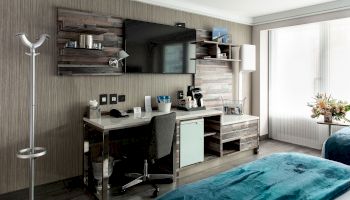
[
  {"left": 99, "top": 94, "right": 108, "bottom": 105},
  {"left": 118, "top": 95, "right": 126, "bottom": 102},
  {"left": 110, "top": 94, "right": 118, "bottom": 104}
]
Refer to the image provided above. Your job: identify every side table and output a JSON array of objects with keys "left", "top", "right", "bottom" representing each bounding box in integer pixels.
[{"left": 317, "top": 121, "right": 350, "bottom": 136}]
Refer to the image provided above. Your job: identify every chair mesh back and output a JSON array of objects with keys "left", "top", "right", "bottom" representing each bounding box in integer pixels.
[{"left": 148, "top": 112, "right": 176, "bottom": 160}]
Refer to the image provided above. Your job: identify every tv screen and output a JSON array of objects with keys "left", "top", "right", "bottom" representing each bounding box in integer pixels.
[{"left": 124, "top": 19, "right": 196, "bottom": 74}]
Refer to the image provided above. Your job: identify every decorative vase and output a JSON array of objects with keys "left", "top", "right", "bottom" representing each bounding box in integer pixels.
[{"left": 324, "top": 112, "right": 333, "bottom": 123}]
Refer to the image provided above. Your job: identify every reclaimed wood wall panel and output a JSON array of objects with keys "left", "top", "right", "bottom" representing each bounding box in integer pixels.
[
  {"left": 0, "top": 0, "right": 251, "bottom": 194},
  {"left": 195, "top": 60, "right": 233, "bottom": 109},
  {"left": 194, "top": 30, "right": 235, "bottom": 110},
  {"left": 57, "top": 8, "right": 124, "bottom": 75}
]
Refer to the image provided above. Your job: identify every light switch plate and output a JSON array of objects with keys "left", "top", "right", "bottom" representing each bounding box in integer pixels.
[
  {"left": 110, "top": 94, "right": 118, "bottom": 104},
  {"left": 99, "top": 94, "right": 108, "bottom": 105},
  {"left": 118, "top": 95, "right": 126, "bottom": 102}
]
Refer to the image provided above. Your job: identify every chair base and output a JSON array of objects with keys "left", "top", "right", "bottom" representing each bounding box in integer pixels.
[{"left": 121, "top": 160, "right": 173, "bottom": 197}]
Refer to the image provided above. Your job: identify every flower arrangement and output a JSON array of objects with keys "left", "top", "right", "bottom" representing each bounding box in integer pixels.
[{"left": 308, "top": 93, "right": 350, "bottom": 122}]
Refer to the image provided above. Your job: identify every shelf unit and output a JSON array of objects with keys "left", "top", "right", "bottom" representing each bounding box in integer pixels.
[{"left": 193, "top": 40, "right": 240, "bottom": 62}]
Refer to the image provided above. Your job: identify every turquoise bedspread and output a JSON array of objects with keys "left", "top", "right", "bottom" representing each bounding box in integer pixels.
[
  {"left": 158, "top": 153, "right": 350, "bottom": 200},
  {"left": 325, "top": 127, "right": 350, "bottom": 165}
]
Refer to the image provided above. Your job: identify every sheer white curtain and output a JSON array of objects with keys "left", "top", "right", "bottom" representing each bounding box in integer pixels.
[
  {"left": 269, "top": 23, "right": 328, "bottom": 149},
  {"left": 329, "top": 18, "right": 350, "bottom": 106}
]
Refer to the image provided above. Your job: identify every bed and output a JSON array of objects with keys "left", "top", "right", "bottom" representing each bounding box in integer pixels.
[{"left": 158, "top": 153, "right": 350, "bottom": 200}]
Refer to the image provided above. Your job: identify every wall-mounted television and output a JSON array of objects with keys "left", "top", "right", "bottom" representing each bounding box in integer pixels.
[{"left": 124, "top": 19, "right": 196, "bottom": 74}]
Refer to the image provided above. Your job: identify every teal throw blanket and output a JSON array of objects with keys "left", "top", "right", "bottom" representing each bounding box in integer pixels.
[{"left": 158, "top": 153, "right": 350, "bottom": 200}]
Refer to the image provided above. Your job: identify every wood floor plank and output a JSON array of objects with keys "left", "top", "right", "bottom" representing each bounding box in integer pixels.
[{"left": 0, "top": 139, "right": 321, "bottom": 200}]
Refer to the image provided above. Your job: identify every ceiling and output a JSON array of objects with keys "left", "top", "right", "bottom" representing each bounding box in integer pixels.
[{"left": 133, "top": 0, "right": 343, "bottom": 24}]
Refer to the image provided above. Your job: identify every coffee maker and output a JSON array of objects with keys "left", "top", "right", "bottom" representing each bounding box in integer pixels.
[
  {"left": 192, "top": 88, "right": 204, "bottom": 107},
  {"left": 177, "top": 86, "right": 206, "bottom": 111}
]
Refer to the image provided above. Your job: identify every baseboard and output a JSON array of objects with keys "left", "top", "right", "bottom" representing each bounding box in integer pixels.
[
  {"left": 259, "top": 134, "right": 269, "bottom": 141},
  {"left": 0, "top": 176, "right": 82, "bottom": 198}
]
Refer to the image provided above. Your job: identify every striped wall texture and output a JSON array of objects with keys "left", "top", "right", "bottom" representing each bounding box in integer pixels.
[{"left": 0, "top": 0, "right": 251, "bottom": 194}]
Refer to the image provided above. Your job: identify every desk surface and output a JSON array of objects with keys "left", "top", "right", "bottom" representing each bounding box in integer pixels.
[
  {"left": 83, "top": 109, "right": 223, "bottom": 131},
  {"left": 221, "top": 115, "right": 259, "bottom": 126}
]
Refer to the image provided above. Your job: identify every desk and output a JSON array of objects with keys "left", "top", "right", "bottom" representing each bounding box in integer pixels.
[
  {"left": 317, "top": 121, "right": 350, "bottom": 136},
  {"left": 83, "top": 109, "right": 222, "bottom": 200}
]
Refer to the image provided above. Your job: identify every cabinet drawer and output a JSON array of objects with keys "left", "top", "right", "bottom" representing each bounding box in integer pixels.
[
  {"left": 221, "top": 126, "right": 258, "bottom": 143},
  {"left": 233, "top": 136, "right": 258, "bottom": 151},
  {"left": 221, "top": 120, "right": 258, "bottom": 133}
]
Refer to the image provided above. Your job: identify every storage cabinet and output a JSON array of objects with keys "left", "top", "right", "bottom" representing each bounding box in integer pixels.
[
  {"left": 180, "top": 118, "right": 204, "bottom": 167},
  {"left": 205, "top": 116, "right": 259, "bottom": 157}
]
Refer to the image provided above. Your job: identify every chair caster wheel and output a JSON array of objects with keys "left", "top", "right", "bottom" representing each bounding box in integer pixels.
[
  {"left": 120, "top": 189, "right": 126, "bottom": 194},
  {"left": 254, "top": 148, "right": 259, "bottom": 154},
  {"left": 152, "top": 189, "right": 159, "bottom": 198}
]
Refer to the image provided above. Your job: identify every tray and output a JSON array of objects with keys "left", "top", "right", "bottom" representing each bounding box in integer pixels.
[{"left": 177, "top": 106, "right": 206, "bottom": 111}]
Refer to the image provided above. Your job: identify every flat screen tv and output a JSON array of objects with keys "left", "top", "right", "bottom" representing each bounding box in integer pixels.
[{"left": 124, "top": 19, "right": 196, "bottom": 74}]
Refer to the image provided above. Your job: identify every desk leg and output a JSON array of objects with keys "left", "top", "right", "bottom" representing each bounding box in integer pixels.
[
  {"left": 102, "top": 130, "right": 109, "bottom": 200},
  {"left": 83, "top": 124, "right": 88, "bottom": 187}
]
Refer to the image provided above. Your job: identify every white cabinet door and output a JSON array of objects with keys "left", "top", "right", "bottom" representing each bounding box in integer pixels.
[{"left": 180, "top": 118, "right": 204, "bottom": 167}]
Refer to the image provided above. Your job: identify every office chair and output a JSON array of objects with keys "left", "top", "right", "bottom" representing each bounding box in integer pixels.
[{"left": 121, "top": 112, "right": 176, "bottom": 197}]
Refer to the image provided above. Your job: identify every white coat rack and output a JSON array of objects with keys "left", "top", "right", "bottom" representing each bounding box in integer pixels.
[{"left": 16, "top": 33, "right": 49, "bottom": 200}]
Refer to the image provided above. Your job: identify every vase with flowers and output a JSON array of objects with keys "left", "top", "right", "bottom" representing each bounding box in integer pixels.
[{"left": 308, "top": 93, "right": 350, "bottom": 123}]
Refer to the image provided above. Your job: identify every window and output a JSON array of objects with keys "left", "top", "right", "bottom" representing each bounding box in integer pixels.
[{"left": 269, "top": 18, "right": 350, "bottom": 149}]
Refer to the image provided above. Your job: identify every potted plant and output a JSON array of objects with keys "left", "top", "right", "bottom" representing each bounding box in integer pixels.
[{"left": 308, "top": 93, "right": 350, "bottom": 123}]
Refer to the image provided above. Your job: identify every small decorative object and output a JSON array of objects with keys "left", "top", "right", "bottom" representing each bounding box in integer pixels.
[
  {"left": 224, "top": 34, "right": 232, "bottom": 43},
  {"left": 133, "top": 107, "right": 142, "bottom": 118},
  {"left": 218, "top": 53, "right": 227, "bottom": 59},
  {"left": 97, "top": 42, "right": 102, "bottom": 50},
  {"left": 212, "top": 27, "right": 228, "bottom": 43},
  {"left": 175, "top": 22, "right": 186, "bottom": 27},
  {"left": 216, "top": 46, "right": 221, "bottom": 58},
  {"left": 85, "top": 34, "right": 93, "bottom": 49},
  {"left": 157, "top": 96, "right": 172, "bottom": 112},
  {"left": 92, "top": 156, "right": 117, "bottom": 190},
  {"left": 324, "top": 111, "right": 333, "bottom": 123},
  {"left": 92, "top": 42, "right": 98, "bottom": 49},
  {"left": 91, "top": 42, "right": 102, "bottom": 50},
  {"left": 145, "top": 96, "right": 152, "bottom": 112},
  {"left": 185, "top": 96, "right": 192, "bottom": 110},
  {"left": 308, "top": 93, "right": 350, "bottom": 123},
  {"left": 109, "top": 50, "right": 129, "bottom": 68},
  {"left": 222, "top": 98, "right": 245, "bottom": 115},
  {"left": 88, "top": 100, "right": 101, "bottom": 119},
  {"left": 79, "top": 34, "right": 86, "bottom": 48},
  {"left": 65, "top": 40, "right": 77, "bottom": 48},
  {"left": 192, "top": 99, "right": 198, "bottom": 108}
]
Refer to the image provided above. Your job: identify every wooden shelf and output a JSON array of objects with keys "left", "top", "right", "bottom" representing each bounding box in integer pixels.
[
  {"left": 204, "top": 131, "right": 217, "bottom": 137},
  {"left": 64, "top": 47, "right": 103, "bottom": 51},
  {"left": 59, "top": 24, "right": 108, "bottom": 35},
  {"left": 192, "top": 40, "right": 240, "bottom": 47},
  {"left": 192, "top": 58, "right": 241, "bottom": 62},
  {"left": 204, "top": 152, "right": 219, "bottom": 161},
  {"left": 223, "top": 149, "right": 239, "bottom": 156}
]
